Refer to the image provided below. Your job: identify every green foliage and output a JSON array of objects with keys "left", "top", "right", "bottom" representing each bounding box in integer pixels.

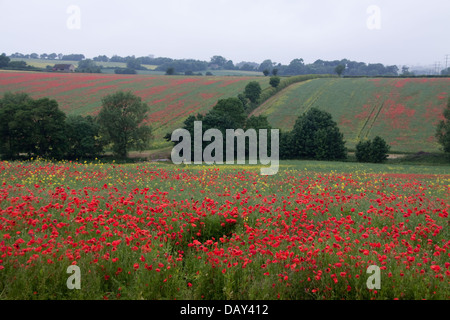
[
  {"left": 435, "top": 98, "right": 450, "bottom": 157},
  {"left": 0, "top": 92, "right": 67, "bottom": 159},
  {"left": 97, "top": 91, "right": 152, "bottom": 158},
  {"left": 0, "top": 92, "right": 34, "bottom": 158},
  {"left": 335, "top": 64, "right": 345, "bottom": 77},
  {"left": 166, "top": 67, "right": 175, "bottom": 75},
  {"left": 289, "top": 108, "right": 347, "bottom": 160},
  {"left": 208, "top": 97, "right": 247, "bottom": 129},
  {"left": 31, "top": 98, "right": 68, "bottom": 159},
  {"left": 244, "top": 81, "right": 262, "bottom": 104},
  {"left": 114, "top": 68, "right": 137, "bottom": 74},
  {"left": 269, "top": 76, "right": 280, "bottom": 88},
  {"left": 76, "top": 59, "right": 102, "bottom": 73},
  {"left": 356, "top": 136, "right": 390, "bottom": 163},
  {"left": 65, "top": 115, "right": 104, "bottom": 159},
  {"left": 170, "top": 98, "right": 272, "bottom": 162},
  {"left": 7, "top": 60, "right": 28, "bottom": 69},
  {"left": 126, "top": 57, "right": 144, "bottom": 70},
  {"left": 371, "top": 136, "right": 391, "bottom": 163},
  {"left": 0, "top": 53, "right": 10, "bottom": 68},
  {"left": 355, "top": 140, "right": 372, "bottom": 162}
]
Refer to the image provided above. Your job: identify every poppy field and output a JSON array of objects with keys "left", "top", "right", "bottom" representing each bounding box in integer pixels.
[
  {"left": 0, "top": 159, "right": 449, "bottom": 300},
  {"left": 252, "top": 77, "right": 450, "bottom": 153},
  {"left": 0, "top": 71, "right": 270, "bottom": 147}
]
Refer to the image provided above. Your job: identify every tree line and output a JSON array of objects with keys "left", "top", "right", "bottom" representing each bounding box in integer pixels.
[
  {"left": 165, "top": 80, "right": 394, "bottom": 163},
  {"left": 3, "top": 52, "right": 412, "bottom": 77},
  {"left": 0, "top": 92, "right": 152, "bottom": 160},
  {"left": 4, "top": 87, "right": 448, "bottom": 163}
]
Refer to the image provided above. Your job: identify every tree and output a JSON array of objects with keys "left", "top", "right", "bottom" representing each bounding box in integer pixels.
[
  {"left": 62, "top": 54, "right": 85, "bottom": 61},
  {"left": 0, "top": 53, "right": 10, "bottom": 68},
  {"left": 31, "top": 98, "right": 68, "bottom": 159},
  {"left": 0, "top": 92, "right": 67, "bottom": 159},
  {"left": 97, "top": 91, "right": 152, "bottom": 158},
  {"left": 244, "top": 81, "right": 262, "bottom": 104},
  {"left": 207, "top": 97, "right": 247, "bottom": 129},
  {"left": 441, "top": 67, "right": 450, "bottom": 76},
  {"left": 93, "top": 55, "right": 109, "bottom": 62},
  {"left": 209, "top": 56, "right": 227, "bottom": 68},
  {"left": 371, "top": 136, "right": 390, "bottom": 163},
  {"left": 435, "top": 98, "right": 450, "bottom": 156},
  {"left": 335, "top": 64, "right": 346, "bottom": 77},
  {"left": 115, "top": 68, "right": 137, "bottom": 74},
  {"left": 355, "top": 136, "right": 390, "bottom": 163},
  {"left": 7, "top": 61, "right": 28, "bottom": 69},
  {"left": 290, "top": 108, "right": 347, "bottom": 160},
  {"left": 166, "top": 67, "right": 175, "bottom": 75},
  {"left": 126, "top": 57, "right": 144, "bottom": 70},
  {"left": 65, "top": 115, "right": 104, "bottom": 159},
  {"left": 272, "top": 68, "right": 278, "bottom": 76},
  {"left": 269, "top": 76, "right": 281, "bottom": 88},
  {"left": 0, "top": 92, "right": 34, "bottom": 158},
  {"left": 224, "top": 60, "right": 235, "bottom": 70},
  {"left": 258, "top": 59, "right": 274, "bottom": 72},
  {"left": 355, "top": 140, "right": 373, "bottom": 163},
  {"left": 263, "top": 69, "right": 270, "bottom": 76},
  {"left": 76, "top": 59, "right": 101, "bottom": 73}
]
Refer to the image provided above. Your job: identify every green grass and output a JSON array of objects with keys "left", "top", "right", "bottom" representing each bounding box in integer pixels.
[{"left": 252, "top": 77, "right": 450, "bottom": 153}]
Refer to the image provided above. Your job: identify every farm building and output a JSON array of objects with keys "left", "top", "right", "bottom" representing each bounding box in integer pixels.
[{"left": 52, "top": 64, "right": 75, "bottom": 72}]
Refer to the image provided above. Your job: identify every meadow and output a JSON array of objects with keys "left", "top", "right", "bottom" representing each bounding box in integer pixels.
[
  {"left": 2, "top": 70, "right": 448, "bottom": 153},
  {"left": 252, "top": 77, "right": 450, "bottom": 153},
  {"left": 0, "top": 71, "right": 270, "bottom": 148},
  {"left": 0, "top": 159, "right": 448, "bottom": 300}
]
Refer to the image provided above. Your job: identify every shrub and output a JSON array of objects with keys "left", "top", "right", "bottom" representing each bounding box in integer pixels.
[
  {"left": 356, "top": 136, "right": 390, "bottom": 163},
  {"left": 290, "top": 108, "right": 347, "bottom": 160},
  {"left": 269, "top": 76, "right": 281, "bottom": 88}
]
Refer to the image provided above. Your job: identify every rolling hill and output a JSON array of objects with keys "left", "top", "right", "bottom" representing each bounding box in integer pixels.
[
  {"left": 251, "top": 77, "right": 450, "bottom": 153},
  {"left": 1, "top": 70, "right": 448, "bottom": 153},
  {"left": 0, "top": 71, "right": 270, "bottom": 148}
]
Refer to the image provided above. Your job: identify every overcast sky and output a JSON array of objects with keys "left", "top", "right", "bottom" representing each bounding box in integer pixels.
[{"left": 1, "top": 0, "right": 449, "bottom": 68}]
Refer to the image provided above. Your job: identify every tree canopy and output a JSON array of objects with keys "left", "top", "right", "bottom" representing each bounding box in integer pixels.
[{"left": 97, "top": 91, "right": 152, "bottom": 158}]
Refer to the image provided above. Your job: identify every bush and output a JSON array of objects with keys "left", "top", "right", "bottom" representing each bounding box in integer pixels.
[
  {"left": 435, "top": 98, "right": 450, "bottom": 157},
  {"left": 244, "top": 81, "right": 262, "bottom": 104},
  {"left": 356, "top": 136, "right": 390, "bottom": 163},
  {"left": 114, "top": 68, "right": 136, "bottom": 74},
  {"left": 269, "top": 76, "right": 280, "bottom": 88},
  {"left": 355, "top": 140, "right": 373, "bottom": 162},
  {"left": 290, "top": 108, "right": 347, "bottom": 160}
]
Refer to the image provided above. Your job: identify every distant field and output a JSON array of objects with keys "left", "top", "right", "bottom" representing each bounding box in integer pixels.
[
  {"left": 251, "top": 77, "right": 450, "bottom": 153},
  {"left": 0, "top": 71, "right": 270, "bottom": 148},
  {"left": 10, "top": 58, "right": 157, "bottom": 70}
]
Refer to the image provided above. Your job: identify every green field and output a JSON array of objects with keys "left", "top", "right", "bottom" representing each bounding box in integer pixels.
[
  {"left": 251, "top": 77, "right": 450, "bottom": 153},
  {"left": 0, "top": 71, "right": 270, "bottom": 148}
]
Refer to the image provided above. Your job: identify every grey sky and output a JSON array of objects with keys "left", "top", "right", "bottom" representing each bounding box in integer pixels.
[{"left": 1, "top": 0, "right": 449, "bottom": 67}]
